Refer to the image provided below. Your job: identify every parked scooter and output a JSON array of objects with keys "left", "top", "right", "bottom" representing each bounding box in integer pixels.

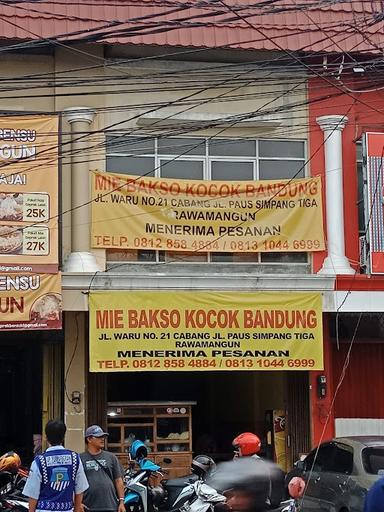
[
  {"left": 0, "top": 452, "right": 29, "bottom": 511},
  {"left": 161, "top": 455, "right": 224, "bottom": 512},
  {"left": 124, "top": 441, "right": 224, "bottom": 512},
  {"left": 124, "top": 441, "right": 165, "bottom": 512}
]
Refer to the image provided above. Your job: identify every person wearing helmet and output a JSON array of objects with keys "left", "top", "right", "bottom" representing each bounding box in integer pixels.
[
  {"left": 80, "top": 425, "right": 125, "bottom": 512},
  {"left": 231, "top": 433, "right": 284, "bottom": 508},
  {"left": 207, "top": 457, "right": 273, "bottom": 512},
  {"left": 22, "top": 419, "right": 88, "bottom": 512},
  {"left": 232, "top": 433, "right": 261, "bottom": 459},
  {"left": 191, "top": 455, "right": 216, "bottom": 480}
]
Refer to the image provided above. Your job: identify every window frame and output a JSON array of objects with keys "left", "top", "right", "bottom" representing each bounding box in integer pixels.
[{"left": 105, "top": 135, "right": 309, "bottom": 265}]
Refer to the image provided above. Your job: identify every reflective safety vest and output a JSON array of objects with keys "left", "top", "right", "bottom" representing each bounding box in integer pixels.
[{"left": 35, "top": 449, "right": 79, "bottom": 511}]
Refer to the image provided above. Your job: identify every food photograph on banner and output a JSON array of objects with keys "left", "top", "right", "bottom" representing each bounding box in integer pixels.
[{"left": 0, "top": 115, "right": 62, "bottom": 331}]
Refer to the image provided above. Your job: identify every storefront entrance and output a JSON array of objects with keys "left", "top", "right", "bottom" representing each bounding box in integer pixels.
[
  {"left": 100, "top": 370, "right": 310, "bottom": 471},
  {"left": 0, "top": 335, "right": 42, "bottom": 463},
  {"left": 0, "top": 331, "right": 63, "bottom": 465}
]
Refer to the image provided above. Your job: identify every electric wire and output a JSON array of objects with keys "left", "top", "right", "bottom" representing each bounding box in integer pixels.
[{"left": 0, "top": 0, "right": 380, "bottom": 424}]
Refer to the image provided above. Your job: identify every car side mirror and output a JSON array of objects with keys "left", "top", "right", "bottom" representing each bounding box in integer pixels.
[{"left": 295, "top": 460, "right": 305, "bottom": 471}]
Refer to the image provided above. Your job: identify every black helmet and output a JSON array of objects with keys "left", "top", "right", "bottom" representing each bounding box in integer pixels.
[
  {"left": 207, "top": 457, "right": 271, "bottom": 512},
  {"left": 191, "top": 455, "right": 216, "bottom": 479}
]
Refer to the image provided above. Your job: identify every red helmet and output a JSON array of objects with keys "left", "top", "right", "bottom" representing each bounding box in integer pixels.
[{"left": 232, "top": 432, "right": 261, "bottom": 456}]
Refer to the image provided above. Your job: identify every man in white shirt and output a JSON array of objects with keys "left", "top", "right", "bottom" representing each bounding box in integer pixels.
[{"left": 23, "top": 419, "right": 89, "bottom": 512}]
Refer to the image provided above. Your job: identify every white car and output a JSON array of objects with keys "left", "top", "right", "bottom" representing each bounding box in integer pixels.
[{"left": 286, "top": 436, "right": 384, "bottom": 512}]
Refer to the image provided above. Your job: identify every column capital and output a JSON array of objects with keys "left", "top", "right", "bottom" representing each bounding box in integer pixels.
[
  {"left": 316, "top": 115, "right": 348, "bottom": 132},
  {"left": 63, "top": 107, "right": 95, "bottom": 125}
]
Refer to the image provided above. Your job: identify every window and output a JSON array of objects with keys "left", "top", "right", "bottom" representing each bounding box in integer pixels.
[
  {"left": 331, "top": 443, "right": 353, "bottom": 474},
  {"left": 363, "top": 448, "right": 384, "bottom": 475},
  {"left": 105, "top": 136, "right": 308, "bottom": 264},
  {"left": 304, "top": 444, "right": 336, "bottom": 472},
  {"left": 304, "top": 443, "right": 353, "bottom": 474},
  {"left": 356, "top": 142, "right": 365, "bottom": 236}
]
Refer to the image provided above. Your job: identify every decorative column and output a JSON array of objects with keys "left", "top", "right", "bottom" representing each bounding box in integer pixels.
[
  {"left": 316, "top": 115, "right": 354, "bottom": 275},
  {"left": 63, "top": 107, "right": 101, "bottom": 272}
]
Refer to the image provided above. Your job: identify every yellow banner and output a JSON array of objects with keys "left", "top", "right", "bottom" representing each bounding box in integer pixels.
[
  {"left": 0, "top": 273, "right": 62, "bottom": 330},
  {"left": 0, "top": 116, "right": 59, "bottom": 273},
  {"left": 91, "top": 172, "right": 325, "bottom": 253},
  {"left": 89, "top": 291, "right": 323, "bottom": 372}
]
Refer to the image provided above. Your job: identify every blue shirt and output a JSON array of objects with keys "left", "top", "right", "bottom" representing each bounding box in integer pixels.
[
  {"left": 23, "top": 446, "right": 89, "bottom": 512},
  {"left": 364, "top": 478, "right": 384, "bottom": 512}
]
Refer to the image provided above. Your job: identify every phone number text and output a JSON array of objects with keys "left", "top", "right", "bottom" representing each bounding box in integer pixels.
[{"left": 96, "top": 358, "right": 317, "bottom": 370}]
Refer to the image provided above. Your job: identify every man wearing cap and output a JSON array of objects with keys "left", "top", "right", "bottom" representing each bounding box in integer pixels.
[{"left": 80, "top": 425, "right": 125, "bottom": 512}]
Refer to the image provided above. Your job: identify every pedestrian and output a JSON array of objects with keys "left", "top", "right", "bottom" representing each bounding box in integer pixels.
[
  {"left": 207, "top": 457, "right": 273, "bottom": 512},
  {"left": 231, "top": 432, "right": 285, "bottom": 508},
  {"left": 23, "top": 419, "right": 89, "bottom": 512},
  {"left": 232, "top": 432, "right": 261, "bottom": 459},
  {"left": 363, "top": 477, "right": 384, "bottom": 512},
  {"left": 80, "top": 425, "right": 125, "bottom": 512}
]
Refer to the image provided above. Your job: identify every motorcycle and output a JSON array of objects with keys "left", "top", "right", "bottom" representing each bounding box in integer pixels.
[
  {"left": 124, "top": 441, "right": 225, "bottom": 512},
  {"left": 0, "top": 453, "right": 29, "bottom": 512},
  {"left": 0, "top": 487, "right": 29, "bottom": 512},
  {"left": 124, "top": 455, "right": 166, "bottom": 512}
]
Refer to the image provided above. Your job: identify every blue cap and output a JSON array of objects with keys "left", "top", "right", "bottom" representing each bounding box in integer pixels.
[{"left": 85, "top": 425, "right": 109, "bottom": 438}]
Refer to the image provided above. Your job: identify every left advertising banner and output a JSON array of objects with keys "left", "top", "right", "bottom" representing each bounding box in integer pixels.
[
  {"left": 0, "top": 115, "right": 61, "bottom": 330},
  {"left": 0, "top": 115, "right": 59, "bottom": 274},
  {"left": 0, "top": 273, "right": 62, "bottom": 330}
]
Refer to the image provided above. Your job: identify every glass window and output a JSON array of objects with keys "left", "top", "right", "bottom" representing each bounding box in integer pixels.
[
  {"left": 304, "top": 444, "right": 336, "bottom": 472},
  {"left": 211, "top": 161, "right": 254, "bottom": 181},
  {"left": 259, "top": 160, "right": 305, "bottom": 180},
  {"left": 160, "top": 159, "right": 203, "bottom": 180},
  {"left": 124, "top": 426, "right": 154, "bottom": 446},
  {"left": 165, "top": 251, "right": 207, "bottom": 262},
  {"left": 356, "top": 142, "right": 363, "bottom": 161},
  {"left": 261, "top": 252, "right": 308, "bottom": 263},
  {"left": 211, "top": 253, "right": 234, "bottom": 263},
  {"left": 259, "top": 140, "right": 305, "bottom": 158},
  {"left": 157, "top": 417, "right": 189, "bottom": 439},
  {"left": 105, "top": 135, "right": 308, "bottom": 265},
  {"left": 107, "top": 426, "right": 121, "bottom": 444},
  {"left": 363, "top": 448, "right": 384, "bottom": 475},
  {"left": 331, "top": 444, "right": 354, "bottom": 474},
  {"left": 158, "top": 137, "right": 205, "bottom": 156},
  {"left": 356, "top": 143, "right": 365, "bottom": 236},
  {"left": 357, "top": 161, "right": 365, "bottom": 234},
  {"left": 106, "top": 136, "right": 154, "bottom": 154},
  {"left": 209, "top": 139, "right": 256, "bottom": 157},
  {"left": 106, "top": 249, "right": 156, "bottom": 262},
  {"left": 106, "top": 156, "right": 155, "bottom": 176}
]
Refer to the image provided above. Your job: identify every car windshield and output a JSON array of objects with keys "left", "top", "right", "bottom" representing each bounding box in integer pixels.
[{"left": 362, "top": 448, "right": 384, "bottom": 475}]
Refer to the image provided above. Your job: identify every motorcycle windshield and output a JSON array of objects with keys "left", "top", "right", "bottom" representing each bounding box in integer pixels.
[{"left": 140, "top": 459, "right": 161, "bottom": 472}]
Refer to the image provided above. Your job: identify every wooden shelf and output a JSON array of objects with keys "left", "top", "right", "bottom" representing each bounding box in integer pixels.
[{"left": 107, "top": 401, "right": 195, "bottom": 478}]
